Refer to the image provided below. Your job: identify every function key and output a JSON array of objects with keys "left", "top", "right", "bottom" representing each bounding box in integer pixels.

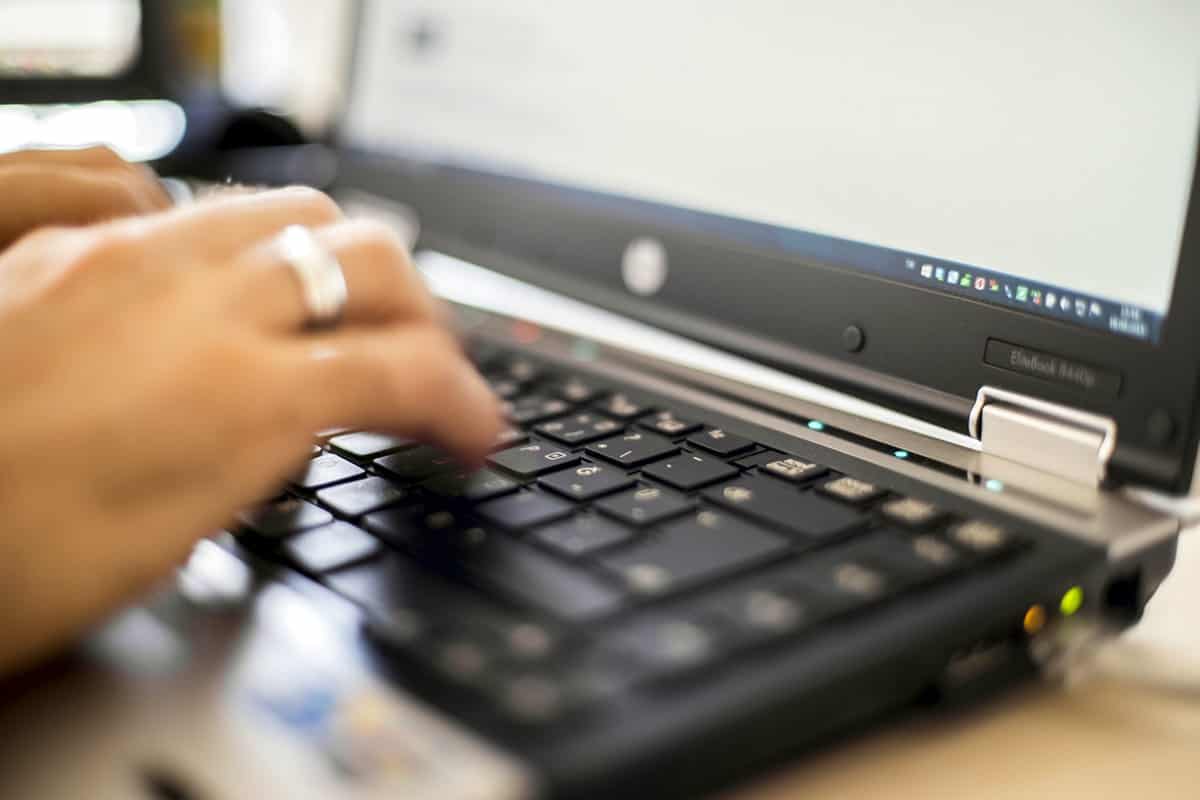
[
  {"left": 548, "top": 376, "right": 603, "bottom": 405},
  {"left": 328, "top": 431, "right": 416, "bottom": 460},
  {"left": 595, "top": 485, "right": 694, "bottom": 527},
  {"left": 505, "top": 395, "right": 573, "bottom": 425},
  {"left": 239, "top": 497, "right": 332, "bottom": 539},
  {"left": 585, "top": 430, "right": 678, "bottom": 467},
  {"left": 488, "top": 441, "right": 580, "bottom": 479},
  {"left": 477, "top": 490, "right": 575, "bottom": 530},
  {"left": 611, "top": 617, "right": 721, "bottom": 676},
  {"left": 376, "top": 446, "right": 459, "bottom": 482},
  {"left": 422, "top": 468, "right": 521, "bottom": 503},
  {"left": 292, "top": 452, "right": 366, "bottom": 490},
  {"left": 639, "top": 411, "right": 703, "bottom": 437},
  {"left": 687, "top": 427, "right": 756, "bottom": 457},
  {"left": 593, "top": 393, "right": 655, "bottom": 421},
  {"left": 710, "top": 585, "right": 810, "bottom": 638},
  {"left": 880, "top": 496, "right": 945, "bottom": 528},
  {"left": 534, "top": 514, "right": 635, "bottom": 558},
  {"left": 317, "top": 476, "right": 414, "bottom": 518},
  {"left": 947, "top": 519, "right": 1019, "bottom": 557},
  {"left": 819, "top": 476, "right": 887, "bottom": 506},
  {"left": 641, "top": 452, "right": 739, "bottom": 491},
  {"left": 535, "top": 413, "right": 623, "bottom": 446},
  {"left": 760, "top": 457, "right": 828, "bottom": 484},
  {"left": 284, "top": 521, "right": 382, "bottom": 574},
  {"left": 538, "top": 462, "right": 636, "bottom": 502}
]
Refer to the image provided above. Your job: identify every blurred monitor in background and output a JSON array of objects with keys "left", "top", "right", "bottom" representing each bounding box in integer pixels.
[{"left": 0, "top": 0, "right": 142, "bottom": 78}]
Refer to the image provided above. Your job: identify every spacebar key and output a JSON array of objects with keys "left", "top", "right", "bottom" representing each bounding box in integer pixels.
[{"left": 454, "top": 533, "right": 626, "bottom": 622}]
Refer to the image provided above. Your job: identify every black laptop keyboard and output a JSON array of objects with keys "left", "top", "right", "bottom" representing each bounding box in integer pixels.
[{"left": 236, "top": 346, "right": 1026, "bottom": 726}]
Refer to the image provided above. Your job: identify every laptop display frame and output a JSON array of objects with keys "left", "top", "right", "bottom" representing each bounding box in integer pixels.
[{"left": 332, "top": 1, "right": 1200, "bottom": 495}]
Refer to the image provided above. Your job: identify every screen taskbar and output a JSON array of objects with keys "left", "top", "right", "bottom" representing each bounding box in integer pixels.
[{"left": 366, "top": 149, "right": 1167, "bottom": 343}]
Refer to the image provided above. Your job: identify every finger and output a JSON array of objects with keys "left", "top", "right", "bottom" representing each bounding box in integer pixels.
[
  {"left": 281, "top": 323, "right": 503, "bottom": 466},
  {"left": 0, "top": 164, "right": 170, "bottom": 248},
  {"left": 0, "top": 145, "right": 129, "bottom": 170},
  {"left": 229, "top": 219, "right": 439, "bottom": 331},
  {"left": 134, "top": 186, "right": 342, "bottom": 258}
]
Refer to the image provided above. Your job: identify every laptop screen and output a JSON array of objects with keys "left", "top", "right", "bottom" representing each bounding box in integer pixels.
[{"left": 343, "top": 1, "right": 1200, "bottom": 345}]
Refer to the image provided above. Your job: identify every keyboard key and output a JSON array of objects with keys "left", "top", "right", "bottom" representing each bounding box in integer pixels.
[
  {"left": 880, "top": 496, "right": 945, "bottom": 528},
  {"left": 328, "top": 432, "right": 416, "bottom": 460},
  {"left": 642, "top": 452, "right": 739, "bottom": 491},
  {"left": 535, "top": 413, "right": 623, "bottom": 446},
  {"left": 820, "top": 476, "right": 887, "bottom": 506},
  {"left": 761, "top": 457, "right": 828, "bottom": 484},
  {"left": 593, "top": 393, "right": 655, "bottom": 421},
  {"left": 704, "top": 475, "right": 867, "bottom": 540},
  {"left": 498, "top": 357, "right": 543, "bottom": 384},
  {"left": 375, "top": 446, "right": 459, "bottom": 482},
  {"left": 733, "top": 449, "right": 783, "bottom": 470},
  {"left": 612, "top": 617, "right": 721, "bottom": 674},
  {"left": 476, "top": 491, "right": 574, "bottom": 530},
  {"left": 446, "top": 531, "right": 625, "bottom": 622},
  {"left": 534, "top": 514, "right": 635, "bottom": 557},
  {"left": 538, "top": 462, "right": 636, "bottom": 501},
  {"left": 947, "top": 519, "right": 1018, "bottom": 556},
  {"left": 488, "top": 377, "right": 523, "bottom": 400},
  {"left": 423, "top": 469, "right": 521, "bottom": 503},
  {"left": 488, "top": 442, "right": 580, "bottom": 478},
  {"left": 292, "top": 452, "right": 365, "bottom": 490},
  {"left": 600, "top": 510, "right": 788, "bottom": 595},
  {"left": 865, "top": 530, "right": 964, "bottom": 584},
  {"left": 585, "top": 431, "right": 678, "bottom": 467},
  {"left": 786, "top": 553, "right": 894, "bottom": 609},
  {"left": 687, "top": 428, "right": 756, "bottom": 457},
  {"left": 284, "top": 522, "right": 382, "bottom": 573},
  {"left": 709, "top": 585, "right": 810, "bottom": 638},
  {"left": 492, "top": 427, "right": 529, "bottom": 451},
  {"left": 506, "top": 395, "right": 573, "bottom": 425},
  {"left": 547, "top": 376, "right": 603, "bottom": 404},
  {"left": 595, "top": 485, "right": 694, "bottom": 527},
  {"left": 638, "top": 411, "right": 703, "bottom": 437},
  {"left": 491, "top": 673, "right": 570, "bottom": 723},
  {"left": 316, "top": 476, "right": 414, "bottom": 517},
  {"left": 239, "top": 497, "right": 332, "bottom": 538}
]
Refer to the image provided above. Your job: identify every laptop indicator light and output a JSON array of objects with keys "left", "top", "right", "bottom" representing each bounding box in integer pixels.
[
  {"left": 807, "top": 421, "right": 826, "bottom": 431},
  {"left": 1022, "top": 604, "right": 1047, "bottom": 635},
  {"left": 1059, "top": 586, "right": 1084, "bottom": 616},
  {"left": 893, "top": 450, "right": 909, "bottom": 460}
]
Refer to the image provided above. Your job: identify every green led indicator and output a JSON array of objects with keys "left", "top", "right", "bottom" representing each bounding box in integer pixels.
[
  {"left": 985, "top": 478, "right": 1005, "bottom": 493},
  {"left": 893, "top": 450, "right": 910, "bottom": 460},
  {"left": 1059, "top": 586, "right": 1084, "bottom": 616},
  {"left": 808, "top": 420, "right": 826, "bottom": 431}
]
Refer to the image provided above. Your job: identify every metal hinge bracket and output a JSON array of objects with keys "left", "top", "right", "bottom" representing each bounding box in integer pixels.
[{"left": 968, "top": 386, "right": 1117, "bottom": 488}]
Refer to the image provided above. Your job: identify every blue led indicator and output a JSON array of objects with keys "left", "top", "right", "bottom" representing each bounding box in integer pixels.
[
  {"left": 985, "top": 478, "right": 1005, "bottom": 492},
  {"left": 893, "top": 450, "right": 910, "bottom": 460},
  {"left": 807, "top": 420, "right": 826, "bottom": 431}
]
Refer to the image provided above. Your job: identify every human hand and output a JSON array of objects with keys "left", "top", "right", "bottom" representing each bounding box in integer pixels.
[
  {"left": 0, "top": 146, "right": 172, "bottom": 252},
  {"left": 0, "top": 188, "right": 503, "bottom": 674}
]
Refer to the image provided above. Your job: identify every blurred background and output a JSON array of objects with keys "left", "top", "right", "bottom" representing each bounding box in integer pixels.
[{"left": 0, "top": 0, "right": 353, "bottom": 158}]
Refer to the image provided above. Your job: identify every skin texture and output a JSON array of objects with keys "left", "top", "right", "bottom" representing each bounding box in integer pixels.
[{"left": 0, "top": 152, "right": 503, "bottom": 675}]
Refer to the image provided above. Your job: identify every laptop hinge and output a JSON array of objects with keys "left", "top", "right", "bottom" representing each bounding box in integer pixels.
[{"left": 968, "top": 386, "right": 1117, "bottom": 489}]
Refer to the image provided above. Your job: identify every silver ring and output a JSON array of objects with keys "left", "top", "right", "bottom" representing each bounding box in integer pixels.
[{"left": 276, "top": 225, "right": 349, "bottom": 328}]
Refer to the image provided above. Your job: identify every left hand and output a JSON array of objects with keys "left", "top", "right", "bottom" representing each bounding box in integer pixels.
[{"left": 0, "top": 146, "right": 173, "bottom": 252}]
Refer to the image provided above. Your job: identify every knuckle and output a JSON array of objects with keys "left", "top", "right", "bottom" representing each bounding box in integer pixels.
[
  {"left": 74, "top": 224, "right": 147, "bottom": 269},
  {"left": 284, "top": 186, "right": 342, "bottom": 224},
  {"left": 343, "top": 219, "right": 409, "bottom": 267}
]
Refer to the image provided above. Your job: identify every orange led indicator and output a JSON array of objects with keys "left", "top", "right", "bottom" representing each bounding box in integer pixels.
[{"left": 1023, "top": 604, "right": 1047, "bottom": 635}]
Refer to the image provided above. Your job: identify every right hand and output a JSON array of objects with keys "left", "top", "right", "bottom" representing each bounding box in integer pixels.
[{"left": 0, "top": 187, "right": 504, "bottom": 675}]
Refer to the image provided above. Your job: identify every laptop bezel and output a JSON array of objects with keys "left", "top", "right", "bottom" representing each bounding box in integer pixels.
[{"left": 333, "top": 1, "right": 1200, "bottom": 495}]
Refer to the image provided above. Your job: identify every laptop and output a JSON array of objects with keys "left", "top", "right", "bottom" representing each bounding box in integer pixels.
[{"left": 2, "top": 2, "right": 1198, "bottom": 798}]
